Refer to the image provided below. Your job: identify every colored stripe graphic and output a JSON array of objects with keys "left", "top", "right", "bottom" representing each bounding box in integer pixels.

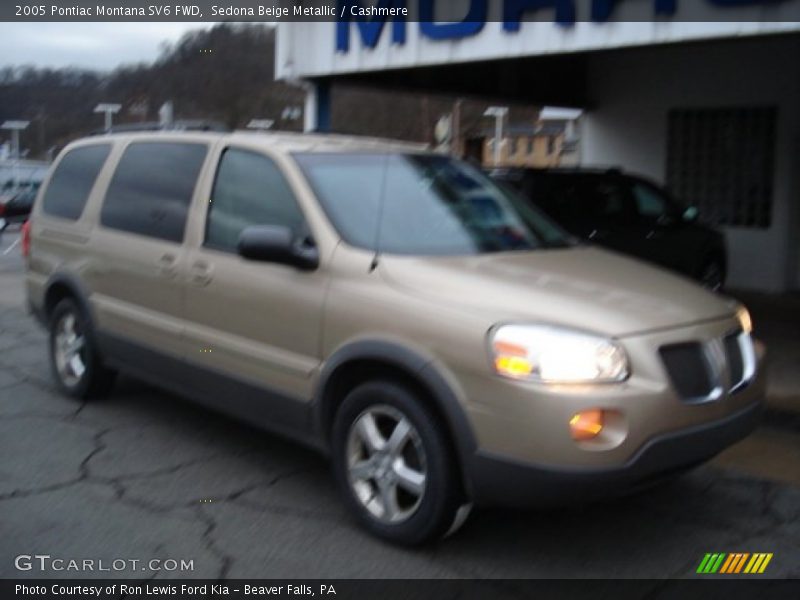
[
  {"left": 700, "top": 553, "right": 774, "bottom": 574},
  {"left": 697, "top": 553, "right": 727, "bottom": 573},
  {"left": 732, "top": 553, "right": 749, "bottom": 573},
  {"left": 758, "top": 554, "right": 773, "bottom": 573},
  {"left": 723, "top": 553, "right": 738, "bottom": 573},
  {"left": 697, "top": 554, "right": 714, "bottom": 573},
  {"left": 744, "top": 554, "right": 761, "bottom": 573},
  {"left": 711, "top": 553, "right": 725, "bottom": 573},
  {"left": 719, "top": 554, "right": 735, "bottom": 573}
]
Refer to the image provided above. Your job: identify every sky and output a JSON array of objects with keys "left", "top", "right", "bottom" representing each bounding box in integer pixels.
[{"left": 2, "top": 23, "right": 216, "bottom": 70}]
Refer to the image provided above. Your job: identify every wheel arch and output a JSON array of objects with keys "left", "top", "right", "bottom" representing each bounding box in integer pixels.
[
  {"left": 313, "top": 340, "right": 478, "bottom": 495},
  {"left": 43, "top": 272, "right": 94, "bottom": 323}
]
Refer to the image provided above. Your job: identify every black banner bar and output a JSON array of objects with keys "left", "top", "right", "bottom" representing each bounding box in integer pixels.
[
  {"left": 3, "top": 0, "right": 800, "bottom": 23},
  {"left": 3, "top": 579, "right": 800, "bottom": 600}
]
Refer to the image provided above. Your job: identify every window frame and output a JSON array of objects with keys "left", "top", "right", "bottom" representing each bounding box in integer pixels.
[
  {"left": 628, "top": 177, "right": 676, "bottom": 222},
  {"left": 202, "top": 145, "right": 311, "bottom": 255}
]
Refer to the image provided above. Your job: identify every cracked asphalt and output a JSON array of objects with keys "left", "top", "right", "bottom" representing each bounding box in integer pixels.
[{"left": 1, "top": 230, "right": 799, "bottom": 580}]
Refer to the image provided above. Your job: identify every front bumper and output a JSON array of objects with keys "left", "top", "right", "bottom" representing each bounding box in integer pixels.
[{"left": 468, "top": 398, "right": 763, "bottom": 507}]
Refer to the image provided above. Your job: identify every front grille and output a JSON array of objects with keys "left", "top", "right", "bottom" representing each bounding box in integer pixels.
[
  {"left": 724, "top": 333, "right": 745, "bottom": 388},
  {"left": 659, "top": 342, "right": 716, "bottom": 400},
  {"left": 660, "top": 329, "right": 754, "bottom": 402}
]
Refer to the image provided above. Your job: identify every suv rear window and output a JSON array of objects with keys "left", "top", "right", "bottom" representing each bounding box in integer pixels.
[
  {"left": 42, "top": 144, "right": 111, "bottom": 220},
  {"left": 100, "top": 142, "right": 207, "bottom": 243}
]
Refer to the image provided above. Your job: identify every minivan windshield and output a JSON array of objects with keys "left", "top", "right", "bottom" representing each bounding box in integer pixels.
[{"left": 294, "top": 153, "right": 571, "bottom": 256}]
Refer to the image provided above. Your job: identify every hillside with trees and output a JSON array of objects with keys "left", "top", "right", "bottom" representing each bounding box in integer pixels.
[{"left": 1, "top": 23, "right": 537, "bottom": 160}]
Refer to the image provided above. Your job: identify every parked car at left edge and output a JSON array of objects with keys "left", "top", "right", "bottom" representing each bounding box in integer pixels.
[{"left": 0, "top": 187, "right": 37, "bottom": 231}]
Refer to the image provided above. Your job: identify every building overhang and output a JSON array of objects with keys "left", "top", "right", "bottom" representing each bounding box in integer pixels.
[{"left": 309, "top": 52, "right": 591, "bottom": 107}]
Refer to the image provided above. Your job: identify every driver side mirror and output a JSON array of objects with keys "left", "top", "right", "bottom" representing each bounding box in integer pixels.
[{"left": 237, "top": 225, "right": 319, "bottom": 270}]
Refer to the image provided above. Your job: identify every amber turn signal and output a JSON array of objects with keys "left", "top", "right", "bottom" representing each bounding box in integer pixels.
[{"left": 569, "top": 409, "right": 604, "bottom": 441}]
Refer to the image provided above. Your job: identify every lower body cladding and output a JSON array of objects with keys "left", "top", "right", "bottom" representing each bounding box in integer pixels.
[
  {"left": 33, "top": 279, "right": 766, "bottom": 517},
  {"left": 468, "top": 400, "right": 763, "bottom": 507},
  {"left": 457, "top": 317, "right": 767, "bottom": 507}
]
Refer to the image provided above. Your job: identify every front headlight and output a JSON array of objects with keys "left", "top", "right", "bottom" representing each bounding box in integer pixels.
[{"left": 489, "top": 324, "right": 629, "bottom": 384}]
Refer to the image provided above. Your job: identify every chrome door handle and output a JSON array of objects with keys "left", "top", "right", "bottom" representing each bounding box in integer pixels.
[
  {"left": 157, "top": 253, "right": 178, "bottom": 279},
  {"left": 190, "top": 261, "right": 214, "bottom": 286}
]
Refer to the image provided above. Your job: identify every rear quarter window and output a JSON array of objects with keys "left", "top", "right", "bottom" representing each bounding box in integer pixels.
[
  {"left": 100, "top": 142, "right": 207, "bottom": 243},
  {"left": 41, "top": 144, "right": 111, "bottom": 220}
]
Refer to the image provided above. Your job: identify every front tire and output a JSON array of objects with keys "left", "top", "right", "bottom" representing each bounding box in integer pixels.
[
  {"left": 331, "top": 380, "right": 463, "bottom": 545},
  {"left": 49, "top": 298, "right": 115, "bottom": 399}
]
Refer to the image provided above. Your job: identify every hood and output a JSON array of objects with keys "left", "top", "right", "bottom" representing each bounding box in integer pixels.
[{"left": 380, "top": 246, "right": 736, "bottom": 338}]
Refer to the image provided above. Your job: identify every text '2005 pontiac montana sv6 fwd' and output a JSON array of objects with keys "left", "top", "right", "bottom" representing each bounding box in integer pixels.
[{"left": 25, "top": 131, "right": 765, "bottom": 544}]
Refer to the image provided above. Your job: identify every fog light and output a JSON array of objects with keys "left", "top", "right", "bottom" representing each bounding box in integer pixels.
[{"left": 569, "top": 409, "right": 604, "bottom": 441}]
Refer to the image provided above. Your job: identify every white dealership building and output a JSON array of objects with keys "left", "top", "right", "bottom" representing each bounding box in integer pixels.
[{"left": 277, "top": 1, "right": 800, "bottom": 292}]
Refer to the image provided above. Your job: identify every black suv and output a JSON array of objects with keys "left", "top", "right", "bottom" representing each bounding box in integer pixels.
[{"left": 491, "top": 168, "right": 727, "bottom": 290}]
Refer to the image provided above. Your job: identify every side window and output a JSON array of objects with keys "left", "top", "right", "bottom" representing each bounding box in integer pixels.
[
  {"left": 632, "top": 181, "right": 668, "bottom": 220},
  {"left": 42, "top": 144, "right": 111, "bottom": 220},
  {"left": 581, "top": 178, "right": 632, "bottom": 222},
  {"left": 538, "top": 178, "right": 585, "bottom": 223},
  {"left": 205, "top": 148, "right": 305, "bottom": 253},
  {"left": 100, "top": 142, "right": 207, "bottom": 243}
]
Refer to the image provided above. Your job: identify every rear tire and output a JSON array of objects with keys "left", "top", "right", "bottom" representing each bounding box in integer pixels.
[
  {"left": 331, "top": 380, "right": 464, "bottom": 545},
  {"left": 49, "top": 298, "right": 116, "bottom": 399}
]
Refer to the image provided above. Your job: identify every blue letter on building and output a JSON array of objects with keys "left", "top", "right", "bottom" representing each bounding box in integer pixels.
[
  {"left": 591, "top": 0, "right": 783, "bottom": 21},
  {"left": 336, "top": 0, "right": 407, "bottom": 52},
  {"left": 706, "top": 0, "right": 786, "bottom": 6},
  {"left": 419, "top": 0, "right": 487, "bottom": 40},
  {"left": 503, "top": 0, "right": 577, "bottom": 30},
  {"left": 590, "top": 0, "right": 676, "bottom": 21}
]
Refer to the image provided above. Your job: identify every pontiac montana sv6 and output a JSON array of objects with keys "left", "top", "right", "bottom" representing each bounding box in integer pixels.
[{"left": 25, "top": 131, "right": 765, "bottom": 544}]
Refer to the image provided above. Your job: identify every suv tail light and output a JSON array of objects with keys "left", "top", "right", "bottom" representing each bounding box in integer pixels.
[
  {"left": 0, "top": 202, "right": 5, "bottom": 216},
  {"left": 21, "top": 219, "right": 31, "bottom": 258}
]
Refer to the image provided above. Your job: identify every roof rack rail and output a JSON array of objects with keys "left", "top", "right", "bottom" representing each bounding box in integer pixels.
[{"left": 90, "top": 120, "right": 230, "bottom": 135}]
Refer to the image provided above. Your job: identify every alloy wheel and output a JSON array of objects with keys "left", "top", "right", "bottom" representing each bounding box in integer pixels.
[
  {"left": 53, "top": 312, "right": 87, "bottom": 387},
  {"left": 346, "top": 405, "right": 427, "bottom": 524}
]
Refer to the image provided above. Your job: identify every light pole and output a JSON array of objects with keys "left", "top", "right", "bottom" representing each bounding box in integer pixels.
[
  {"left": 1, "top": 120, "right": 29, "bottom": 159},
  {"left": 1, "top": 121, "right": 29, "bottom": 200},
  {"left": 483, "top": 106, "right": 508, "bottom": 166},
  {"left": 94, "top": 103, "right": 122, "bottom": 131}
]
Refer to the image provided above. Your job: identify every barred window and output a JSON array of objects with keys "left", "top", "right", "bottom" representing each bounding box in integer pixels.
[{"left": 666, "top": 107, "right": 775, "bottom": 229}]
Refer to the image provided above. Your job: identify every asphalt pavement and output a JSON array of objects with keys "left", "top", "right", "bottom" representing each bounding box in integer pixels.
[{"left": 1, "top": 230, "right": 798, "bottom": 579}]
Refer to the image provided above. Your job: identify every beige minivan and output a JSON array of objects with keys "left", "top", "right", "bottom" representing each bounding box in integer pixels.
[{"left": 25, "top": 131, "right": 765, "bottom": 544}]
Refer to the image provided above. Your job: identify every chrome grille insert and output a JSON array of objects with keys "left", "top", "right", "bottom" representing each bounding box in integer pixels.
[{"left": 660, "top": 329, "right": 755, "bottom": 402}]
